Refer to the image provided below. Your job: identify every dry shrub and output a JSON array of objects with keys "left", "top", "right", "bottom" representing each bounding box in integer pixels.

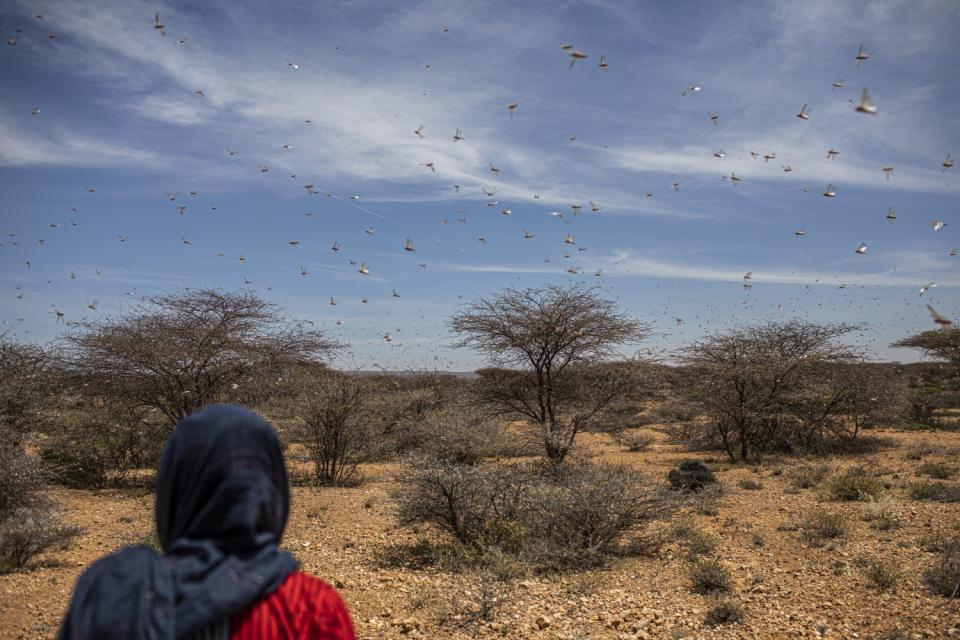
[
  {"left": 394, "top": 460, "right": 671, "bottom": 571},
  {"left": 861, "top": 495, "right": 900, "bottom": 531},
  {"left": 438, "top": 567, "right": 513, "bottom": 628},
  {"left": 0, "top": 431, "right": 80, "bottom": 574},
  {"left": 789, "top": 464, "right": 830, "bottom": 490},
  {"left": 667, "top": 460, "right": 717, "bottom": 492},
  {"left": 613, "top": 430, "right": 655, "bottom": 452},
  {"left": 680, "top": 529, "right": 718, "bottom": 560},
  {"left": 0, "top": 510, "right": 81, "bottom": 574},
  {"left": 689, "top": 559, "right": 733, "bottom": 594},
  {"left": 38, "top": 401, "right": 168, "bottom": 489},
  {"left": 410, "top": 404, "right": 513, "bottom": 464},
  {"left": 800, "top": 510, "right": 846, "bottom": 545},
  {"left": 395, "top": 463, "right": 530, "bottom": 554},
  {"left": 291, "top": 375, "right": 376, "bottom": 486},
  {"left": 678, "top": 321, "right": 893, "bottom": 462},
  {"left": 904, "top": 441, "right": 937, "bottom": 460},
  {"left": 825, "top": 466, "right": 884, "bottom": 501},
  {"left": 0, "top": 338, "right": 51, "bottom": 436},
  {"left": 923, "top": 537, "right": 960, "bottom": 597},
  {"left": 738, "top": 478, "right": 763, "bottom": 490},
  {"left": 909, "top": 481, "right": 960, "bottom": 503},
  {"left": 863, "top": 559, "right": 899, "bottom": 592},
  {"left": 703, "top": 598, "right": 744, "bottom": 627},
  {"left": 647, "top": 399, "right": 700, "bottom": 425},
  {"left": 691, "top": 484, "right": 725, "bottom": 516},
  {"left": 0, "top": 432, "right": 44, "bottom": 520},
  {"left": 917, "top": 462, "right": 956, "bottom": 479}
]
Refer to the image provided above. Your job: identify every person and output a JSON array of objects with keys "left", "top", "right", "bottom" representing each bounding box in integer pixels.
[{"left": 59, "top": 404, "right": 356, "bottom": 640}]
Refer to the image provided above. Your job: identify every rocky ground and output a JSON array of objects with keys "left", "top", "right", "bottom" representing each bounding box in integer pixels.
[{"left": 2, "top": 427, "right": 958, "bottom": 640}]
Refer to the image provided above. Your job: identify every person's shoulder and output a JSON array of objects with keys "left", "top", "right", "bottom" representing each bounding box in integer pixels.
[
  {"left": 276, "top": 571, "right": 351, "bottom": 616},
  {"left": 278, "top": 572, "right": 355, "bottom": 639},
  {"left": 278, "top": 571, "right": 340, "bottom": 599}
]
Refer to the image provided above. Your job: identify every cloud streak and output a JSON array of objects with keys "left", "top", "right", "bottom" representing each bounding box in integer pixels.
[{"left": 451, "top": 249, "right": 960, "bottom": 288}]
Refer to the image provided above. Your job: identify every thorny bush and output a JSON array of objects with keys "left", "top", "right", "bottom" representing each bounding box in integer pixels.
[{"left": 394, "top": 460, "right": 672, "bottom": 570}]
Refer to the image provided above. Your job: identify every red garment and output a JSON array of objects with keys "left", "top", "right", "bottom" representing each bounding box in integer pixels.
[{"left": 229, "top": 571, "right": 356, "bottom": 639}]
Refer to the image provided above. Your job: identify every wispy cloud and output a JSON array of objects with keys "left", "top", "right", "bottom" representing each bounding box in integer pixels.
[
  {"left": 2, "top": 0, "right": 956, "bottom": 367},
  {"left": 0, "top": 113, "right": 166, "bottom": 168},
  {"left": 127, "top": 94, "right": 209, "bottom": 125},
  {"left": 451, "top": 249, "right": 960, "bottom": 287}
]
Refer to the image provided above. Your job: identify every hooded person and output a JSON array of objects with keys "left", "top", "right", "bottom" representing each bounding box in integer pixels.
[{"left": 59, "top": 404, "right": 356, "bottom": 640}]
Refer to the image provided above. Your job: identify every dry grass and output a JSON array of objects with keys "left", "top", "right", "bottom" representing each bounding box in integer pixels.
[{"left": 2, "top": 426, "right": 960, "bottom": 638}]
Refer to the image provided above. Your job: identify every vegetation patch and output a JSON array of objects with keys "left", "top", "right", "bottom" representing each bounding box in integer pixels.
[
  {"left": 394, "top": 460, "right": 672, "bottom": 571},
  {"left": 667, "top": 460, "right": 717, "bottom": 492},
  {"left": 825, "top": 466, "right": 884, "bottom": 501},
  {"left": 923, "top": 537, "right": 960, "bottom": 597},
  {"left": 917, "top": 462, "right": 956, "bottom": 480},
  {"left": 800, "top": 509, "right": 846, "bottom": 545},
  {"left": 689, "top": 558, "right": 734, "bottom": 594},
  {"left": 703, "top": 598, "right": 744, "bottom": 627},
  {"left": 909, "top": 481, "right": 960, "bottom": 503}
]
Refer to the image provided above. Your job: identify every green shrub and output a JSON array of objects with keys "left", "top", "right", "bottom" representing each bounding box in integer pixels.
[
  {"left": 703, "top": 598, "right": 744, "bottom": 627},
  {"left": 689, "top": 559, "right": 733, "bottom": 594},
  {"left": 923, "top": 537, "right": 960, "bottom": 597},
  {"left": 826, "top": 466, "right": 883, "bottom": 501},
  {"left": 909, "top": 481, "right": 960, "bottom": 503},
  {"left": 39, "top": 406, "right": 167, "bottom": 489}
]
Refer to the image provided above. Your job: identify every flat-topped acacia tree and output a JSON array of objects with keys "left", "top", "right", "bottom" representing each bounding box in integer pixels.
[
  {"left": 450, "top": 284, "right": 648, "bottom": 464},
  {"left": 65, "top": 288, "right": 337, "bottom": 426},
  {"left": 892, "top": 328, "right": 960, "bottom": 368}
]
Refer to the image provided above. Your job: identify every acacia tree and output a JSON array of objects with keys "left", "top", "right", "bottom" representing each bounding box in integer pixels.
[
  {"left": 891, "top": 328, "right": 960, "bottom": 426},
  {"left": 679, "top": 321, "right": 868, "bottom": 462},
  {"left": 892, "top": 328, "right": 960, "bottom": 368},
  {"left": 64, "top": 289, "right": 337, "bottom": 426},
  {"left": 450, "top": 285, "right": 648, "bottom": 464}
]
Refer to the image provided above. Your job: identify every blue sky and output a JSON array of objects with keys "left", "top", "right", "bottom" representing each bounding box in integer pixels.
[{"left": 1, "top": 0, "right": 958, "bottom": 370}]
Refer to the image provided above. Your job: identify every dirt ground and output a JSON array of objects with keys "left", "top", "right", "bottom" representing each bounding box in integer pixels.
[{"left": 2, "top": 427, "right": 958, "bottom": 640}]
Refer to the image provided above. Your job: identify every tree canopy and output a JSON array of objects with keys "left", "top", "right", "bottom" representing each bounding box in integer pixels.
[
  {"left": 64, "top": 289, "right": 338, "bottom": 425},
  {"left": 450, "top": 285, "right": 648, "bottom": 463}
]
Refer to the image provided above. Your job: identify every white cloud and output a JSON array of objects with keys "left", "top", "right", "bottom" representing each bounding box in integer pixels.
[
  {"left": 0, "top": 115, "right": 166, "bottom": 168},
  {"left": 451, "top": 249, "right": 960, "bottom": 287},
  {"left": 128, "top": 95, "right": 208, "bottom": 125}
]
